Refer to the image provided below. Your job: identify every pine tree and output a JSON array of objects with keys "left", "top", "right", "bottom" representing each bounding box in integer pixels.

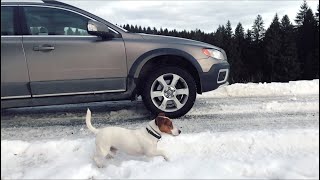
[
  {"left": 146, "top": 27, "right": 152, "bottom": 34},
  {"left": 264, "top": 14, "right": 281, "bottom": 82},
  {"left": 233, "top": 23, "right": 247, "bottom": 82},
  {"left": 297, "top": 8, "right": 318, "bottom": 79},
  {"left": 67, "top": 27, "right": 74, "bottom": 35},
  {"left": 164, "top": 28, "right": 169, "bottom": 36},
  {"left": 252, "top": 15, "right": 265, "bottom": 42},
  {"left": 251, "top": 15, "right": 265, "bottom": 82},
  {"left": 152, "top": 27, "right": 157, "bottom": 34},
  {"left": 224, "top": 20, "right": 236, "bottom": 83},
  {"left": 316, "top": 4, "right": 319, "bottom": 24},
  {"left": 75, "top": 28, "right": 80, "bottom": 35},
  {"left": 204, "top": 32, "right": 214, "bottom": 46},
  {"left": 130, "top": 25, "right": 135, "bottom": 32},
  {"left": 242, "top": 29, "right": 254, "bottom": 81},
  {"left": 125, "top": 24, "right": 130, "bottom": 31},
  {"left": 234, "top": 23, "right": 245, "bottom": 42},
  {"left": 316, "top": 4, "right": 319, "bottom": 78},
  {"left": 134, "top": 25, "right": 139, "bottom": 32},
  {"left": 245, "top": 29, "right": 252, "bottom": 41},
  {"left": 172, "top": 29, "right": 178, "bottom": 37},
  {"left": 277, "top": 15, "right": 301, "bottom": 81},
  {"left": 224, "top": 21, "right": 232, "bottom": 48},
  {"left": 224, "top": 21, "right": 233, "bottom": 53},
  {"left": 225, "top": 20, "right": 233, "bottom": 38},
  {"left": 159, "top": 27, "right": 164, "bottom": 35},
  {"left": 295, "top": 0, "right": 309, "bottom": 26},
  {"left": 213, "top": 25, "right": 225, "bottom": 49}
]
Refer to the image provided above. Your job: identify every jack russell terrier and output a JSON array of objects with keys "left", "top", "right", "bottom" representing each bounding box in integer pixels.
[{"left": 85, "top": 108, "right": 181, "bottom": 168}]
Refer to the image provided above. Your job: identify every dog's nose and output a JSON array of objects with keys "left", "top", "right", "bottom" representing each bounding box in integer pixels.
[{"left": 178, "top": 130, "right": 181, "bottom": 134}]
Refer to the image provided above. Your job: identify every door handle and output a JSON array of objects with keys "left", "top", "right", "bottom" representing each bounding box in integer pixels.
[{"left": 33, "top": 44, "right": 55, "bottom": 51}]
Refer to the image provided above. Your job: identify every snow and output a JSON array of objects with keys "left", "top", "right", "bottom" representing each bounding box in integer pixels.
[
  {"left": 189, "top": 98, "right": 319, "bottom": 116},
  {"left": 200, "top": 79, "right": 319, "bottom": 98},
  {"left": 1, "top": 129, "right": 319, "bottom": 179},
  {"left": 1, "top": 79, "right": 319, "bottom": 179}
]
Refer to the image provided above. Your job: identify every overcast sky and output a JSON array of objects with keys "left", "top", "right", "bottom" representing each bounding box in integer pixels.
[{"left": 65, "top": 0, "right": 318, "bottom": 33}]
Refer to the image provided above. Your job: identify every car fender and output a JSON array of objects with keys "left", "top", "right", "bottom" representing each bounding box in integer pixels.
[{"left": 128, "top": 48, "right": 203, "bottom": 78}]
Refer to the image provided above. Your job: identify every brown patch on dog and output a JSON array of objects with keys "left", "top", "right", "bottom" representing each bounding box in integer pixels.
[
  {"left": 155, "top": 112, "right": 164, "bottom": 125},
  {"left": 155, "top": 114, "right": 173, "bottom": 134}
]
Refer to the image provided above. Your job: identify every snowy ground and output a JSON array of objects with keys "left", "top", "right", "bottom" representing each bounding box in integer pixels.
[{"left": 1, "top": 80, "right": 319, "bottom": 179}]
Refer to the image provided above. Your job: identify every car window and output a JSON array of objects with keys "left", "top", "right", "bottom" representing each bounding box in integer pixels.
[
  {"left": 23, "top": 6, "right": 90, "bottom": 36},
  {"left": 1, "top": 6, "right": 15, "bottom": 36}
]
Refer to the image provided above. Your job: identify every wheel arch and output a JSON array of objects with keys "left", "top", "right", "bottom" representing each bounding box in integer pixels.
[{"left": 129, "top": 48, "right": 203, "bottom": 94}]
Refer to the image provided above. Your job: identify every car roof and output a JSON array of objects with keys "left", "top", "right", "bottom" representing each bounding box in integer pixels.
[
  {"left": 1, "top": 0, "right": 75, "bottom": 9},
  {"left": 1, "top": 0, "right": 88, "bottom": 16},
  {"left": 1, "top": 1, "right": 44, "bottom": 6},
  {"left": 1, "top": 0, "right": 44, "bottom": 3}
]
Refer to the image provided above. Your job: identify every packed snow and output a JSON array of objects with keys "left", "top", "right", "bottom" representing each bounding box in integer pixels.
[{"left": 1, "top": 79, "right": 319, "bottom": 179}]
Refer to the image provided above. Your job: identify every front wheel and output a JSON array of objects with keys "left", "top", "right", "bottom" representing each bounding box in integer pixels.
[{"left": 141, "top": 66, "right": 197, "bottom": 118}]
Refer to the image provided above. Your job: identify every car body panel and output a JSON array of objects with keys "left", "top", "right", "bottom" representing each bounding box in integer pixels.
[
  {"left": 22, "top": 36, "right": 127, "bottom": 95},
  {"left": 1, "top": 36, "right": 31, "bottom": 99},
  {"left": 122, "top": 33, "right": 228, "bottom": 77},
  {"left": 127, "top": 48, "right": 203, "bottom": 78}
]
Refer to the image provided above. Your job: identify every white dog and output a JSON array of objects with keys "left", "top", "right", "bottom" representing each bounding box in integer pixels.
[{"left": 85, "top": 108, "right": 181, "bottom": 168}]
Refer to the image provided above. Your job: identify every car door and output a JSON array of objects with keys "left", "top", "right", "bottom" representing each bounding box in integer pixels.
[
  {"left": 21, "top": 5, "right": 127, "bottom": 97},
  {"left": 1, "top": 6, "right": 31, "bottom": 100}
]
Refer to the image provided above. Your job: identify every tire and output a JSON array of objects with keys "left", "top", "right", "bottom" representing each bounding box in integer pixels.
[{"left": 141, "top": 66, "right": 197, "bottom": 118}]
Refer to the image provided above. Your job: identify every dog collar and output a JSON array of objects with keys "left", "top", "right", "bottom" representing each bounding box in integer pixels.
[{"left": 146, "top": 127, "right": 161, "bottom": 140}]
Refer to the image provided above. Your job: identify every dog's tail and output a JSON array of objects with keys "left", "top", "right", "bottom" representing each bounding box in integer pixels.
[{"left": 86, "top": 108, "right": 99, "bottom": 134}]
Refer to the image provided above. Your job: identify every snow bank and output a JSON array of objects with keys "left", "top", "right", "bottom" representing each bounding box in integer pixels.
[
  {"left": 2, "top": 129, "right": 318, "bottom": 179},
  {"left": 200, "top": 79, "right": 319, "bottom": 98},
  {"left": 189, "top": 99, "right": 319, "bottom": 115}
]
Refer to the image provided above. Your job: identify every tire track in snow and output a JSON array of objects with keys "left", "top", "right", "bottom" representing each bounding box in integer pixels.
[{"left": 1, "top": 94, "right": 318, "bottom": 140}]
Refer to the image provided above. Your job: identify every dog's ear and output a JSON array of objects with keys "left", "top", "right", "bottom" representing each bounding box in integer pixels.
[
  {"left": 155, "top": 116, "right": 165, "bottom": 127},
  {"left": 155, "top": 112, "right": 165, "bottom": 126}
]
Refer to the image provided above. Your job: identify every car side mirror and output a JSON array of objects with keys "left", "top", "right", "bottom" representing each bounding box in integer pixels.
[{"left": 87, "top": 20, "right": 114, "bottom": 39}]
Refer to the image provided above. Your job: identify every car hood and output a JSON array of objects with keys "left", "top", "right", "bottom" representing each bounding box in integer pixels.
[{"left": 139, "top": 33, "right": 221, "bottom": 50}]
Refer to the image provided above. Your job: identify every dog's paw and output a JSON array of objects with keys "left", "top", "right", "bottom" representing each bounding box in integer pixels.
[
  {"left": 96, "top": 164, "right": 105, "bottom": 168},
  {"left": 163, "top": 156, "right": 170, "bottom": 162},
  {"left": 106, "top": 154, "right": 114, "bottom": 159}
]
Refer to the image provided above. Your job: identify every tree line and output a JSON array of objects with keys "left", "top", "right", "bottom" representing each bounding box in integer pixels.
[{"left": 121, "top": 1, "right": 319, "bottom": 84}]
